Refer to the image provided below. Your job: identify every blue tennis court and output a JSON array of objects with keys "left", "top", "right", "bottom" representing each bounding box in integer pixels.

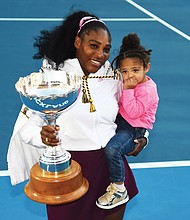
[{"left": 0, "top": 0, "right": 190, "bottom": 219}]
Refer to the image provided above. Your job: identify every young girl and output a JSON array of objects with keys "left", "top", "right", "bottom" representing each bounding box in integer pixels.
[{"left": 96, "top": 33, "right": 159, "bottom": 209}]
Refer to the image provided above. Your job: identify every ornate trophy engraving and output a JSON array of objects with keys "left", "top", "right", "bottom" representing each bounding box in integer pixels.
[{"left": 15, "top": 67, "right": 89, "bottom": 204}]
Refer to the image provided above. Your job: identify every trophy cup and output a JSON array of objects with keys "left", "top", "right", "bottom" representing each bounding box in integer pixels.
[{"left": 15, "top": 67, "right": 89, "bottom": 204}]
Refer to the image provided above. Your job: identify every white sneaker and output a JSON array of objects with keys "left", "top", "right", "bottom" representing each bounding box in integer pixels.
[{"left": 96, "top": 183, "right": 129, "bottom": 209}]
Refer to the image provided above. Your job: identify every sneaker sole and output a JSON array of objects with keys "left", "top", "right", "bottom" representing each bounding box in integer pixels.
[{"left": 96, "top": 195, "right": 129, "bottom": 210}]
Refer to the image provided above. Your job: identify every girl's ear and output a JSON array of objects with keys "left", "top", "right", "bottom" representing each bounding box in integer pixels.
[
  {"left": 145, "top": 63, "right": 151, "bottom": 73},
  {"left": 74, "top": 36, "right": 81, "bottom": 49}
]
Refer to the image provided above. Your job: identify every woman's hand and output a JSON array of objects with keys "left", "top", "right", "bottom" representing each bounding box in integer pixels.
[
  {"left": 127, "top": 137, "right": 148, "bottom": 157},
  {"left": 40, "top": 125, "right": 60, "bottom": 146}
]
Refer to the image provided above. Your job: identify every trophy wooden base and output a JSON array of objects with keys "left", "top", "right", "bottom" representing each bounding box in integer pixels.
[{"left": 24, "top": 160, "right": 89, "bottom": 205}]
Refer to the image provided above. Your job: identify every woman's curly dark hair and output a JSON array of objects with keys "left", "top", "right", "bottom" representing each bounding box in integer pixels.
[{"left": 33, "top": 10, "right": 111, "bottom": 67}]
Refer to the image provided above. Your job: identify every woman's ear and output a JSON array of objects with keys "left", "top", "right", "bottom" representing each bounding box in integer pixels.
[{"left": 74, "top": 36, "right": 81, "bottom": 49}]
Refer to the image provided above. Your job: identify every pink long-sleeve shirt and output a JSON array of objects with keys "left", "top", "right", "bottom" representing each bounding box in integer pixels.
[{"left": 118, "top": 76, "right": 159, "bottom": 129}]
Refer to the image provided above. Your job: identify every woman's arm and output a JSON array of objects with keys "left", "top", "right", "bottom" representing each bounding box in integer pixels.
[{"left": 127, "top": 130, "right": 149, "bottom": 156}]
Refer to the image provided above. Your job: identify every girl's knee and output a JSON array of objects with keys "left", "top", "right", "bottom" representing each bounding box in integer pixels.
[{"left": 104, "top": 146, "right": 116, "bottom": 159}]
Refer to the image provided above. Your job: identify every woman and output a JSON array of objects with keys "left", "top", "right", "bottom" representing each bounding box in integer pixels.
[{"left": 8, "top": 10, "right": 147, "bottom": 220}]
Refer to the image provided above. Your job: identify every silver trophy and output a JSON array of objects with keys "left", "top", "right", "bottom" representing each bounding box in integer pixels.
[{"left": 15, "top": 67, "right": 89, "bottom": 204}]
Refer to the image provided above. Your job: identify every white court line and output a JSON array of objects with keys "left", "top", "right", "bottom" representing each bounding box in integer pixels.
[
  {"left": 126, "top": 0, "right": 190, "bottom": 41},
  {"left": 0, "top": 170, "right": 9, "bottom": 176},
  {"left": 103, "top": 18, "right": 156, "bottom": 22},
  {"left": 0, "top": 161, "right": 190, "bottom": 177},
  {"left": 0, "top": 18, "right": 63, "bottom": 22},
  {"left": 0, "top": 18, "right": 155, "bottom": 22},
  {"left": 130, "top": 160, "right": 190, "bottom": 169},
  {"left": 1, "top": 2, "right": 190, "bottom": 42}
]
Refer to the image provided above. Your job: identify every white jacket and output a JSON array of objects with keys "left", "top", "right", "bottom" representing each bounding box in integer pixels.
[{"left": 7, "top": 58, "right": 121, "bottom": 185}]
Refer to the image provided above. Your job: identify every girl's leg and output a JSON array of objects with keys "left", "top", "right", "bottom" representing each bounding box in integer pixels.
[
  {"left": 96, "top": 131, "right": 133, "bottom": 209},
  {"left": 104, "top": 130, "right": 133, "bottom": 183}
]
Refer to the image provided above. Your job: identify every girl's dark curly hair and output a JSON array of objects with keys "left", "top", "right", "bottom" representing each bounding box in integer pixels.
[
  {"left": 33, "top": 10, "right": 111, "bottom": 67},
  {"left": 111, "top": 33, "right": 152, "bottom": 70}
]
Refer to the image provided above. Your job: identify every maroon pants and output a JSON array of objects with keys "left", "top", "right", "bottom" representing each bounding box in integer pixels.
[{"left": 47, "top": 148, "right": 138, "bottom": 220}]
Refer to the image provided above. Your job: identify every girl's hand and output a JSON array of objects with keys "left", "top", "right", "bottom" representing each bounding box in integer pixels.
[
  {"left": 40, "top": 125, "right": 60, "bottom": 146},
  {"left": 123, "top": 76, "right": 138, "bottom": 90}
]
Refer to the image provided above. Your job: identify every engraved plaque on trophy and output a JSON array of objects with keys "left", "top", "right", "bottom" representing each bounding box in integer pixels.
[{"left": 15, "top": 67, "right": 89, "bottom": 204}]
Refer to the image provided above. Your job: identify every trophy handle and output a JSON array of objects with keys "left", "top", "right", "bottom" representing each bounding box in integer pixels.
[
  {"left": 42, "top": 109, "right": 61, "bottom": 126},
  {"left": 39, "top": 110, "right": 71, "bottom": 172}
]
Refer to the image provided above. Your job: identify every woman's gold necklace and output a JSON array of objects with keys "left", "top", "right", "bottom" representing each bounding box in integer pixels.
[{"left": 82, "top": 67, "right": 120, "bottom": 113}]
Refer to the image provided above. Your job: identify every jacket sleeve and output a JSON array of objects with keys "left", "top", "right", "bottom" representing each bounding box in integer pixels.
[{"left": 7, "top": 105, "right": 45, "bottom": 185}]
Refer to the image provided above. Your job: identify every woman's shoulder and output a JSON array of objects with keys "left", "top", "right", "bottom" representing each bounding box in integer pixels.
[
  {"left": 42, "top": 58, "right": 84, "bottom": 75},
  {"left": 94, "top": 60, "right": 112, "bottom": 76}
]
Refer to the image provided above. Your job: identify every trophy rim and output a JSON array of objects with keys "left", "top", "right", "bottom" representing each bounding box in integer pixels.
[{"left": 15, "top": 70, "right": 81, "bottom": 100}]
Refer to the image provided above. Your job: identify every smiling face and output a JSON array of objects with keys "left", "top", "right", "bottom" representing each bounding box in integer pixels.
[{"left": 74, "top": 29, "right": 111, "bottom": 75}]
